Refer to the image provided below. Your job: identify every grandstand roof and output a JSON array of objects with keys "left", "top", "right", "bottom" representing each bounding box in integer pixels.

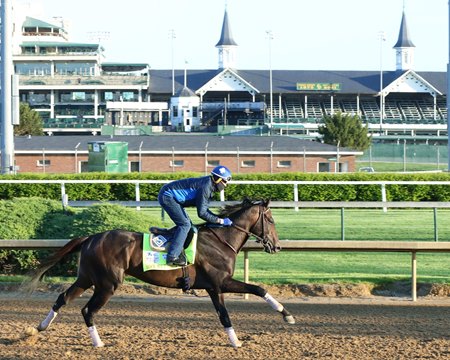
[
  {"left": 175, "top": 86, "right": 197, "bottom": 97},
  {"left": 23, "top": 16, "right": 62, "bottom": 30},
  {"left": 14, "top": 135, "right": 359, "bottom": 155},
  {"left": 101, "top": 63, "right": 149, "bottom": 72},
  {"left": 149, "top": 69, "right": 446, "bottom": 96},
  {"left": 20, "top": 41, "right": 100, "bottom": 49}
]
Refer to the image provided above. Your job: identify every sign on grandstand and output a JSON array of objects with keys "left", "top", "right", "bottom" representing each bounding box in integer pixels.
[{"left": 296, "top": 83, "right": 341, "bottom": 91}]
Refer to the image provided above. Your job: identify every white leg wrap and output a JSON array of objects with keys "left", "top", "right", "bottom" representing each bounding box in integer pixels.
[
  {"left": 88, "top": 326, "right": 105, "bottom": 347},
  {"left": 38, "top": 309, "right": 58, "bottom": 330},
  {"left": 264, "top": 293, "right": 284, "bottom": 312},
  {"left": 225, "top": 327, "right": 242, "bottom": 348}
]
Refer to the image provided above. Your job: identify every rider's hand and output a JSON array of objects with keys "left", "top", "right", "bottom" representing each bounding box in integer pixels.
[{"left": 222, "top": 218, "right": 233, "bottom": 226}]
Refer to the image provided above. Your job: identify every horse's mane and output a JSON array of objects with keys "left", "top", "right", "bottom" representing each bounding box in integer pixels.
[{"left": 218, "top": 198, "right": 263, "bottom": 218}]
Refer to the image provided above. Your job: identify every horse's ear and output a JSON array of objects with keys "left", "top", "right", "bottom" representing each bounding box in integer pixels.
[
  {"left": 263, "top": 199, "right": 271, "bottom": 208},
  {"left": 242, "top": 198, "right": 253, "bottom": 207}
]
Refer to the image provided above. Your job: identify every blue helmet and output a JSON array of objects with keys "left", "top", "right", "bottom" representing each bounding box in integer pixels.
[{"left": 211, "top": 165, "right": 232, "bottom": 183}]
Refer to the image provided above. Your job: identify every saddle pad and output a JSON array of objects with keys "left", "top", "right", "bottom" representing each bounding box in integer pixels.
[{"left": 142, "top": 232, "right": 197, "bottom": 271}]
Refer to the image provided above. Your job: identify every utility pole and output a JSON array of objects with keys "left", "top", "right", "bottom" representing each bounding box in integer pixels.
[
  {"left": 169, "top": 29, "right": 176, "bottom": 96},
  {"left": 1, "top": 0, "right": 15, "bottom": 174},
  {"left": 447, "top": 3, "right": 450, "bottom": 172}
]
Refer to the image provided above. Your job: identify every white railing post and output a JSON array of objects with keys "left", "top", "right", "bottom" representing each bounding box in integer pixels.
[
  {"left": 381, "top": 183, "right": 387, "bottom": 213},
  {"left": 60, "top": 182, "right": 67, "bottom": 209},
  {"left": 135, "top": 182, "right": 141, "bottom": 211},
  {"left": 411, "top": 251, "right": 417, "bottom": 302},
  {"left": 244, "top": 250, "right": 249, "bottom": 300},
  {"left": 293, "top": 183, "right": 299, "bottom": 211}
]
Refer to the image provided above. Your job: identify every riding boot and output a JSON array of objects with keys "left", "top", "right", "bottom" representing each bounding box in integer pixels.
[{"left": 167, "top": 252, "right": 187, "bottom": 266}]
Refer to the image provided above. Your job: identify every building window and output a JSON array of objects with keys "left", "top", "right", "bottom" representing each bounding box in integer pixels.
[
  {"left": 37, "top": 159, "right": 50, "bottom": 167},
  {"left": 170, "top": 160, "right": 184, "bottom": 167},
  {"left": 277, "top": 160, "right": 291, "bottom": 168},
  {"left": 130, "top": 161, "right": 140, "bottom": 172},
  {"left": 193, "top": 106, "right": 198, "bottom": 117},
  {"left": 207, "top": 160, "right": 220, "bottom": 167},
  {"left": 318, "top": 162, "right": 330, "bottom": 172},
  {"left": 80, "top": 161, "right": 89, "bottom": 172},
  {"left": 241, "top": 160, "right": 255, "bottom": 168},
  {"left": 172, "top": 106, "right": 178, "bottom": 117}
]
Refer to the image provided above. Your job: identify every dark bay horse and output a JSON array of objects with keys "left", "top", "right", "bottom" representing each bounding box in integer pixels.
[{"left": 23, "top": 199, "right": 295, "bottom": 348}]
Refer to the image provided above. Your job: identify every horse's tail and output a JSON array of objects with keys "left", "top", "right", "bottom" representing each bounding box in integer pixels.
[{"left": 21, "top": 235, "right": 91, "bottom": 294}]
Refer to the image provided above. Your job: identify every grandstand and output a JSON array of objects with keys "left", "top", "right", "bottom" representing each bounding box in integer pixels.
[{"left": 13, "top": 7, "right": 448, "bottom": 139}]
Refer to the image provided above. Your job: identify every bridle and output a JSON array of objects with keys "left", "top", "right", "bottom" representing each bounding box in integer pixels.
[
  {"left": 233, "top": 205, "right": 274, "bottom": 253},
  {"left": 207, "top": 204, "right": 274, "bottom": 254}
]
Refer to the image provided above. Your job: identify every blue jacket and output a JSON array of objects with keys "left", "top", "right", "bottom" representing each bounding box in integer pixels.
[{"left": 159, "top": 176, "right": 219, "bottom": 223}]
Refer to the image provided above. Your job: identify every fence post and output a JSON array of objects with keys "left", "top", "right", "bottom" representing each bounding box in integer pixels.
[
  {"left": 411, "top": 251, "right": 417, "bottom": 302},
  {"left": 135, "top": 182, "right": 141, "bottom": 211},
  {"left": 381, "top": 183, "right": 387, "bottom": 213},
  {"left": 294, "top": 183, "right": 298, "bottom": 211},
  {"left": 434, "top": 208, "right": 438, "bottom": 241},
  {"left": 244, "top": 250, "right": 250, "bottom": 300},
  {"left": 60, "top": 182, "right": 67, "bottom": 209}
]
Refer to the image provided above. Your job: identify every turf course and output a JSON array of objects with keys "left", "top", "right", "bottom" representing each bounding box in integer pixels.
[{"left": 145, "top": 207, "right": 450, "bottom": 285}]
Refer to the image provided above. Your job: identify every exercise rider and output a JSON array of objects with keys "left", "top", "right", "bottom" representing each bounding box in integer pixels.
[{"left": 157, "top": 165, "right": 233, "bottom": 266}]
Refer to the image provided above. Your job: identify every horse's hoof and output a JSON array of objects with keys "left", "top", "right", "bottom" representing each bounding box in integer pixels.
[
  {"left": 231, "top": 341, "right": 242, "bottom": 349},
  {"left": 284, "top": 315, "right": 295, "bottom": 324},
  {"left": 94, "top": 341, "right": 105, "bottom": 348},
  {"left": 24, "top": 327, "right": 39, "bottom": 336}
]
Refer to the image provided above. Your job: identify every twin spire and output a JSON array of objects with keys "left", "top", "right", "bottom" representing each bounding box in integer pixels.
[
  {"left": 214, "top": 6, "right": 414, "bottom": 72},
  {"left": 216, "top": 8, "right": 238, "bottom": 69},
  {"left": 393, "top": 11, "right": 415, "bottom": 71}
]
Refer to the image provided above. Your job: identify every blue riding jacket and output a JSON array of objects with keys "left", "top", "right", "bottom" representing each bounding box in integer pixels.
[{"left": 159, "top": 176, "right": 220, "bottom": 224}]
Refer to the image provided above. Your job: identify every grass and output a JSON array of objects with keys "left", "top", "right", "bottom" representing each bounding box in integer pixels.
[
  {"left": 357, "top": 161, "right": 447, "bottom": 172},
  {"left": 5, "top": 207, "right": 450, "bottom": 286}
]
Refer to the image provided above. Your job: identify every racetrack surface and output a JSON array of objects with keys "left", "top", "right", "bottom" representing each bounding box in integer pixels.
[{"left": 0, "top": 291, "right": 449, "bottom": 360}]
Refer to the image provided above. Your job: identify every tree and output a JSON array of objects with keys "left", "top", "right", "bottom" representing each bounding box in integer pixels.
[
  {"left": 14, "top": 103, "right": 44, "bottom": 136},
  {"left": 318, "top": 112, "right": 370, "bottom": 151}
]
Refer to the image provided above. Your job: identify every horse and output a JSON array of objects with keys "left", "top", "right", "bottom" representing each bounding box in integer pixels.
[{"left": 23, "top": 199, "right": 295, "bottom": 348}]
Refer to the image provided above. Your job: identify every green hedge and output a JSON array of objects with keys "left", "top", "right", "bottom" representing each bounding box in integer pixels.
[
  {"left": 1, "top": 172, "right": 450, "bottom": 201},
  {"left": 0, "top": 198, "right": 167, "bottom": 275}
]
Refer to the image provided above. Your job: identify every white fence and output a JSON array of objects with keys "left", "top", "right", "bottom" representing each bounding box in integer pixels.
[
  {"left": 2, "top": 179, "right": 450, "bottom": 301},
  {"left": 2, "top": 179, "right": 450, "bottom": 211}
]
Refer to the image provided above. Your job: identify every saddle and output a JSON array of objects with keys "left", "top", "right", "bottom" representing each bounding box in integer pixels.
[{"left": 149, "top": 226, "right": 196, "bottom": 252}]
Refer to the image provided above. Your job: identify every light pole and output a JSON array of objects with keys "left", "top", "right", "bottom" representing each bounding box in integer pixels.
[
  {"left": 266, "top": 30, "right": 274, "bottom": 132},
  {"left": 378, "top": 31, "right": 386, "bottom": 134},
  {"left": 169, "top": 29, "right": 176, "bottom": 96},
  {"left": 1, "top": 0, "right": 14, "bottom": 174},
  {"left": 447, "top": 2, "right": 450, "bottom": 172}
]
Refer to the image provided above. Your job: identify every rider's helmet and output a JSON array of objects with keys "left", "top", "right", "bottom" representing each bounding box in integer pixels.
[{"left": 211, "top": 165, "right": 232, "bottom": 191}]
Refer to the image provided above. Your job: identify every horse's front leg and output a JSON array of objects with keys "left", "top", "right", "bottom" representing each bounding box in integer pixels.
[
  {"left": 222, "top": 277, "right": 295, "bottom": 325},
  {"left": 206, "top": 288, "right": 242, "bottom": 349}
]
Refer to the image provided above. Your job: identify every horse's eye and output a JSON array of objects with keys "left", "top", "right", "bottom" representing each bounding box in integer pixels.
[{"left": 267, "top": 217, "right": 275, "bottom": 224}]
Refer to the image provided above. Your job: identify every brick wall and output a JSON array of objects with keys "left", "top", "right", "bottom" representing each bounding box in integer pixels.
[{"left": 15, "top": 153, "right": 355, "bottom": 174}]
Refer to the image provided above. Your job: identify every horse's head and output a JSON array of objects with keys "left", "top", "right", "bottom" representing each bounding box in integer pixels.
[{"left": 247, "top": 199, "right": 281, "bottom": 254}]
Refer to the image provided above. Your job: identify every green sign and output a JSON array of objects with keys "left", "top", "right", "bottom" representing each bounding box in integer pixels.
[{"left": 296, "top": 83, "right": 341, "bottom": 91}]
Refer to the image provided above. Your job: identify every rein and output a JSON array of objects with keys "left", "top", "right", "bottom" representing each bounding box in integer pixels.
[{"left": 206, "top": 205, "right": 271, "bottom": 254}]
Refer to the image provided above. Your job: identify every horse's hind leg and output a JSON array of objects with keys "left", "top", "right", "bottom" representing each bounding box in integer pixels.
[
  {"left": 221, "top": 277, "right": 296, "bottom": 325},
  {"left": 206, "top": 288, "right": 242, "bottom": 348},
  {"left": 81, "top": 285, "right": 116, "bottom": 347},
  {"left": 36, "top": 278, "right": 92, "bottom": 332}
]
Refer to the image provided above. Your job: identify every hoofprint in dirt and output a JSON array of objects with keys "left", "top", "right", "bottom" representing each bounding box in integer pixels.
[{"left": 1, "top": 294, "right": 450, "bottom": 360}]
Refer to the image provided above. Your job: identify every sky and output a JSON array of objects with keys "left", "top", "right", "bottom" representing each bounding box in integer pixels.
[{"left": 18, "top": 0, "right": 449, "bottom": 72}]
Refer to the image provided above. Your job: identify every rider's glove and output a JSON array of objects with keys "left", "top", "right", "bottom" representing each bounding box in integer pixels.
[{"left": 222, "top": 218, "right": 233, "bottom": 226}]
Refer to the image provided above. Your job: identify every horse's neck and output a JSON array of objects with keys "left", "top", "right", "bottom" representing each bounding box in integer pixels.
[{"left": 230, "top": 221, "right": 251, "bottom": 253}]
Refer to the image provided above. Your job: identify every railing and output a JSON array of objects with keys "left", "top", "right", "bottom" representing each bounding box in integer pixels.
[
  {"left": 2, "top": 179, "right": 450, "bottom": 301},
  {"left": 1, "top": 238, "right": 450, "bottom": 302},
  {"left": 2, "top": 179, "right": 450, "bottom": 207}
]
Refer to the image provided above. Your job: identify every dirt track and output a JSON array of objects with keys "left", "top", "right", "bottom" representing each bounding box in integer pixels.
[{"left": 1, "top": 289, "right": 450, "bottom": 360}]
